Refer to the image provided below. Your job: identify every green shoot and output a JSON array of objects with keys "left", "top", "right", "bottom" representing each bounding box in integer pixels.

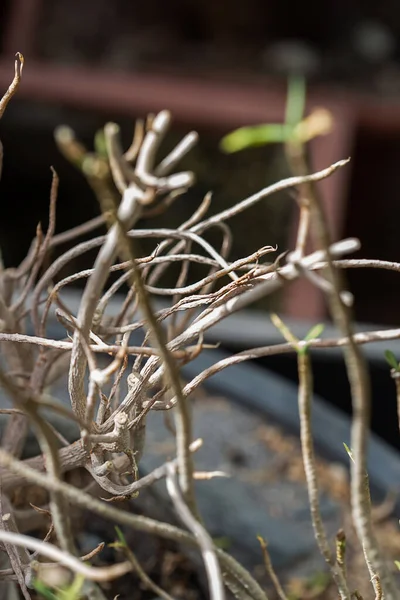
[
  {"left": 304, "top": 323, "right": 324, "bottom": 342},
  {"left": 384, "top": 350, "right": 400, "bottom": 372}
]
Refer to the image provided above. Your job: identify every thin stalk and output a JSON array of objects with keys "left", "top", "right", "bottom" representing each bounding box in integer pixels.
[
  {"left": 0, "top": 368, "right": 75, "bottom": 554},
  {"left": 391, "top": 371, "right": 400, "bottom": 432},
  {"left": 103, "top": 120, "right": 198, "bottom": 515},
  {"left": 257, "top": 536, "right": 288, "bottom": 600},
  {"left": 0, "top": 530, "right": 131, "bottom": 582},
  {"left": 287, "top": 140, "right": 397, "bottom": 599},
  {"left": 113, "top": 534, "right": 174, "bottom": 600},
  {"left": 335, "top": 529, "right": 347, "bottom": 580},
  {"left": 121, "top": 234, "right": 198, "bottom": 514},
  {"left": 297, "top": 350, "right": 350, "bottom": 599},
  {"left": 166, "top": 463, "right": 224, "bottom": 600}
]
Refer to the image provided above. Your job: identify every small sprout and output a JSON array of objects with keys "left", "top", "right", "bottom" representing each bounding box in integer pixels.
[
  {"left": 59, "top": 575, "right": 85, "bottom": 600},
  {"left": 94, "top": 129, "right": 108, "bottom": 159},
  {"left": 54, "top": 125, "right": 87, "bottom": 169},
  {"left": 271, "top": 314, "right": 324, "bottom": 356},
  {"left": 220, "top": 123, "right": 293, "bottom": 153},
  {"left": 293, "top": 108, "right": 334, "bottom": 145},
  {"left": 33, "top": 574, "right": 85, "bottom": 600},
  {"left": 343, "top": 442, "right": 354, "bottom": 462},
  {"left": 298, "top": 323, "right": 324, "bottom": 355},
  {"left": 285, "top": 75, "right": 306, "bottom": 128},
  {"left": 270, "top": 313, "right": 299, "bottom": 347},
  {"left": 220, "top": 75, "right": 306, "bottom": 154},
  {"left": 335, "top": 529, "right": 346, "bottom": 569},
  {"left": 296, "top": 341, "right": 309, "bottom": 356},
  {"left": 304, "top": 323, "right": 324, "bottom": 342},
  {"left": 108, "top": 526, "right": 128, "bottom": 553},
  {"left": 114, "top": 525, "right": 127, "bottom": 547},
  {"left": 33, "top": 580, "right": 58, "bottom": 600},
  {"left": 220, "top": 74, "right": 332, "bottom": 159},
  {"left": 213, "top": 536, "right": 232, "bottom": 550},
  {"left": 384, "top": 350, "right": 400, "bottom": 372}
]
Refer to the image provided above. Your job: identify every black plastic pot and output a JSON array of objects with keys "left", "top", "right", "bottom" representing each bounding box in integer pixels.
[{"left": 180, "top": 346, "right": 400, "bottom": 508}]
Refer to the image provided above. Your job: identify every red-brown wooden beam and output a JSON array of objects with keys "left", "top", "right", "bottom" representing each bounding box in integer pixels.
[
  {"left": 0, "top": 60, "right": 290, "bottom": 128},
  {"left": 2, "top": 0, "right": 43, "bottom": 58},
  {"left": 283, "top": 104, "right": 356, "bottom": 319}
]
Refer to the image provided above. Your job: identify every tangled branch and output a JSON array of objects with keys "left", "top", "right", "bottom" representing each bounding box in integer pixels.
[{"left": 0, "top": 55, "right": 398, "bottom": 600}]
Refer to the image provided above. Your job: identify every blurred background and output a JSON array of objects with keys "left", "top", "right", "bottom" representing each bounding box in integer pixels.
[
  {"left": 0, "top": 6, "right": 399, "bottom": 592},
  {"left": 1, "top": 0, "right": 400, "bottom": 325},
  {"left": 0, "top": 1, "right": 399, "bottom": 451}
]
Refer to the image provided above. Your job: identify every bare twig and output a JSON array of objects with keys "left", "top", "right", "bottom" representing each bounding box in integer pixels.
[
  {"left": 271, "top": 315, "right": 350, "bottom": 598},
  {"left": 102, "top": 118, "right": 199, "bottom": 513},
  {"left": 297, "top": 350, "right": 350, "bottom": 598},
  {"left": 0, "top": 447, "right": 268, "bottom": 600},
  {"left": 336, "top": 529, "right": 347, "bottom": 580},
  {"left": 0, "top": 53, "right": 23, "bottom": 120},
  {"left": 0, "top": 367, "right": 75, "bottom": 554},
  {"left": 3, "top": 98, "right": 400, "bottom": 600},
  {"left": 0, "top": 530, "right": 131, "bottom": 582},
  {"left": 113, "top": 527, "right": 175, "bottom": 600},
  {"left": 14, "top": 168, "right": 59, "bottom": 318},
  {"left": 166, "top": 462, "right": 225, "bottom": 600},
  {"left": 304, "top": 171, "right": 397, "bottom": 600},
  {"left": 391, "top": 371, "right": 400, "bottom": 433},
  {"left": 191, "top": 159, "right": 349, "bottom": 235},
  {"left": 257, "top": 536, "right": 288, "bottom": 600},
  {"left": 50, "top": 215, "right": 105, "bottom": 248},
  {"left": 0, "top": 495, "right": 31, "bottom": 599},
  {"left": 0, "top": 441, "right": 86, "bottom": 493}
]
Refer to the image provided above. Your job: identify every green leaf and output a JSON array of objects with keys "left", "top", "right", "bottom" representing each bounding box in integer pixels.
[
  {"left": 94, "top": 129, "right": 108, "bottom": 159},
  {"left": 395, "top": 560, "right": 400, "bottom": 570},
  {"left": 343, "top": 442, "right": 354, "bottom": 463},
  {"left": 384, "top": 350, "right": 399, "bottom": 371},
  {"left": 220, "top": 123, "right": 294, "bottom": 153},
  {"left": 115, "top": 525, "right": 127, "bottom": 546},
  {"left": 33, "top": 580, "right": 59, "bottom": 600},
  {"left": 304, "top": 323, "right": 324, "bottom": 342},
  {"left": 285, "top": 75, "right": 306, "bottom": 127},
  {"left": 60, "top": 575, "right": 85, "bottom": 600},
  {"left": 213, "top": 536, "right": 232, "bottom": 550}
]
